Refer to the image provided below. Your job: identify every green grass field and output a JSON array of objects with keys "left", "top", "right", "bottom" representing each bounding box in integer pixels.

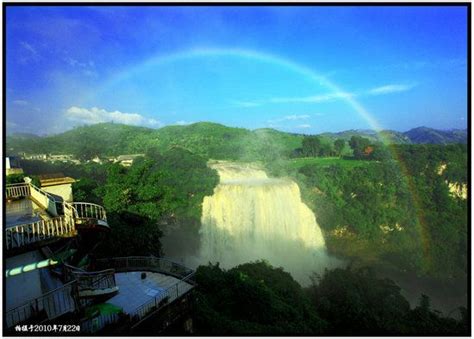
[{"left": 285, "top": 157, "right": 372, "bottom": 169}]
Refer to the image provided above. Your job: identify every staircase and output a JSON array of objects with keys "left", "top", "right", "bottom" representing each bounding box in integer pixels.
[{"left": 63, "top": 264, "right": 119, "bottom": 298}]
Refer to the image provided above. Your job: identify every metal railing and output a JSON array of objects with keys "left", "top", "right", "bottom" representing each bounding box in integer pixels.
[
  {"left": 64, "top": 264, "right": 117, "bottom": 295},
  {"left": 72, "top": 202, "right": 107, "bottom": 223},
  {"left": 132, "top": 271, "right": 195, "bottom": 323},
  {"left": 5, "top": 216, "right": 76, "bottom": 250},
  {"left": 5, "top": 184, "right": 109, "bottom": 251},
  {"left": 95, "top": 256, "right": 194, "bottom": 280},
  {"left": 81, "top": 313, "right": 120, "bottom": 334},
  {"left": 5, "top": 280, "right": 78, "bottom": 329},
  {"left": 5, "top": 183, "right": 31, "bottom": 199},
  {"left": 94, "top": 257, "right": 195, "bottom": 325}
]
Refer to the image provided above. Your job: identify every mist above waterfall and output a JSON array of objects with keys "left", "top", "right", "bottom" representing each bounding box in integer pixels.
[{"left": 199, "top": 161, "right": 336, "bottom": 285}]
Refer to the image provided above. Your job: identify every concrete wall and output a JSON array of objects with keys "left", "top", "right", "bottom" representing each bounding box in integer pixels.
[
  {"left": 6, "top": 251, "right": 44, "bottom": 310},
  {"left": 42, "top": 184, "right": 74, "bottom": 203}
]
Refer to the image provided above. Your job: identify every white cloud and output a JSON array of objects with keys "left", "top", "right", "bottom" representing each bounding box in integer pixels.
[
  {"left": 296, "top": 124, "right": 312, "bottom": 129},
  {"left": 282, "top": 114, "right": 310, "bottom": 120},
  {"left": 269, "top": 92, "right": 354, "bottom": 104},
  {"left": 65, "top": 106, "right": 161, "bottom": 127},
  {"left": 233, "top": 83, "right": 414, "bottom": 111},
  {"left": 64, "top": 57, "right": 98, "bottom": 77},
  {"left": 232, "top": 92, "right": 353, "bottom": 108},
  {"left": 19, "top": 41, "right": 40, "bottom": 63},
  {"left": 20, "top": 41, "right": 38, "bottom": 56},
  {"left": 13, "top": 100, "right": 28, "bottom": 106},
  {"left": 64, "top": 57, "right": 94, "bottom": 69},
  {"left": 368, "top": 84, "right": 416, "bottom": 95}
]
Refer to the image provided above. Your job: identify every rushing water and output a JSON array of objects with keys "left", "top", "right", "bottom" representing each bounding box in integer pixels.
[{"left": 199, "top": 161, "right": 332, "bottom": 285}]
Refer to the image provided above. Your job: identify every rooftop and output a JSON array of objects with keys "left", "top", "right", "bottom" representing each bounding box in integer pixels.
[
  {"left": 39, "top": 177, "right": 76, "bottom": 187},
  {"left": 107, "top": 271, "right": 193, "bottom": 315},
  {"left": 5, "top": 198, "right": 42, "bottom": 229},
  {"left": 38, "top": 173, "right": 76, "bottom": 187}
]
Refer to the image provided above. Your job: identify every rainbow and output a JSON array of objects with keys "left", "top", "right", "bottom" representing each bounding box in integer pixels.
[
  {"left": 100, "top": 47, "right": 384, "bottom": 132},
  {"left": 98, "top": 47, "right": 429, "bottom": 267}
]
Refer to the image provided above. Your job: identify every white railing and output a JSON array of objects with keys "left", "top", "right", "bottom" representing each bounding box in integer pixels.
[
  {"left": 95, "top": 256, "right": 194, "bottom": 280},
  {"left": 6, "top": 183, "right": 59, "bottom": 216},
  {"left": 132, "top": 271, "right": 194, "bottom": 323},
  {"left": 5, "top": 183, "right": 30, "bottom": 199},
  {"left": 94, "top": 257, "right": 195, "bottom": 325},
  {"left": 5, "top": 184, "right": 109, "bottom": 251},
  {"left": 29, "top": 183, "right": 58, "bottom": 216},
  {"left": 5, "top": 216, "right": 76, "bottom": 251},
  {"left": 5, "top": 280, "right": 78, "bottom": 329},
  {"left": 72, "top": 202, "right": 107, "bottom": 223}
]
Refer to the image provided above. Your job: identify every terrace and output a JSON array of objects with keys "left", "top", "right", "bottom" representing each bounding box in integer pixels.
[{"left": 5, "top": 182, "right": 195, "bottom": 334}]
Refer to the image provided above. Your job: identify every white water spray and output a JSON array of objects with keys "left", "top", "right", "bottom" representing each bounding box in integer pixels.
[{"left": 200, "top": 161, "right": 331, "bottom": 285}]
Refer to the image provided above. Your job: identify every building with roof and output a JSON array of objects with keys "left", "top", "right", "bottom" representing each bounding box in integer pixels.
[
  {"left": 4, "top": 165, "right": 195, "bottom": 335},
  {"left": 114, "top": 154, "right": 145, "bottom": 167},
  {"left": 6, "top": 156, "right": 23, "bottom": 176}
]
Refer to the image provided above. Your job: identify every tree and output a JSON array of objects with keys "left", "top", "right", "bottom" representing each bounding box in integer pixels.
[
  {"left": 370, "top": 143, "right": 391, "bottom": 161},
  {"left": 348, "top": 136, "right": 371, "bottom": 159},
  {"left": 302, "top": 136, "right": 322, "bottom": 157},
  {"left": 93, "top": 211, "right": 163, "bottom": 258},
  {"left": 194, "top": 261, "right": 326, "bottom": 335},
  {"left": 101, "top": 148, "right": 218, "bottom": 223},
  {"left": 334, "top": 139, "right": 345, "bottom": 157},
  {"left": 319, "top": 142, "right": 333, "bottom": 157}
]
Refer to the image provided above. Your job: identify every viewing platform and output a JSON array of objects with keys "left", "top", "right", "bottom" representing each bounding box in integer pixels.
[
  {"left": 5, "top": 177, "right": 195, "bottom": 334},
  {"left": 5, "top": 182, "right": 109, "bottom": 254},
  {"left": 5, "top": 256, "right": 195, "bottom": 334}
]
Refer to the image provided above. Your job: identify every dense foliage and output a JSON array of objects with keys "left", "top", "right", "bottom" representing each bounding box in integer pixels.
[
  {"left": 297, "top": 160, "right": 423, "bottom": 273},
  {"left": 12, "top": 123, "right": 467, "bottom": 279},
  {"left": 19, "top": 147, "right": 219, "bottom": 258},
  {"left": 7, "top": 122, "right": 468, "bottom": 335},
  {"left": 6, "top": 123, "right": 466, "bottom": 162},
  {"left": 194, "top": 262, "right": 468, "bottom": 335},
  {"left": 95, "top": 148, "right": 218, "bottom": 257},
  {"left": 266, "top": 143, "right": 467, "bottom": 280},
  {"left": 7, "top": 122, "right": 304, "bottom": 161},
  {"left": 100, "top": 147, "right": 218, "bottom": 226},
  {"left": 7, "top": 123, "right": 155, "bottom": 157},
  {"left": 194, "top": 261, "right": 326, "bottom": 335},
  {"left": 392, "top": 144, "right": 468, "bottom": 278},
  {"left": 308, "top": 266, "right": 468, "bottom": 335}
]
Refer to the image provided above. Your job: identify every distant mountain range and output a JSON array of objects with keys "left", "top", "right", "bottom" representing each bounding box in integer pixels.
[
  {"left": 6, "top": 122, "right": 467, "bottom": 158},
  {"left": 404, "top": 127, "right": 467, "bottom": 144},
  {"left": 319, "top": 126, "right": 467, "bottom": 145}
]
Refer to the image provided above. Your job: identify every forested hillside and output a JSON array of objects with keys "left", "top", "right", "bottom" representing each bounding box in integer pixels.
[
  {"left": 6, "top": 123, "right": 467, "bottom": 160},
  {"left": 7, "top": 122, "right": 468, "bottom": 335},
  {"left": 266, "top": 143, "right": 468, "bottom": 280}
]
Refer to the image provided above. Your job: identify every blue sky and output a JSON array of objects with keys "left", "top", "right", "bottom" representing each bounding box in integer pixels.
[{"left": 6, "top": 6, "right": 468, "bottom": 135}]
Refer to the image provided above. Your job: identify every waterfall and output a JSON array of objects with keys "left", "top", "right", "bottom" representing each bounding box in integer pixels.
[{"left": 200, "top": 161, "right": 330, "bottom": 285}]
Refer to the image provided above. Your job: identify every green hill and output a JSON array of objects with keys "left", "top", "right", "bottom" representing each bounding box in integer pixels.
[
  {"left": 6, "top": 122, "right": 467, "bottom": 160},
  {"left": 7, "top": 123, "right": 154, "bottom": 157},
  {"left": 405, "top": 127, "right": 467, "bottom": 144},
  {"left": 7, "top": 122, "right": 303, "bottom": 161},
  {"left": 319, "top": 129, "right": 411, "bottom": 144}
]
